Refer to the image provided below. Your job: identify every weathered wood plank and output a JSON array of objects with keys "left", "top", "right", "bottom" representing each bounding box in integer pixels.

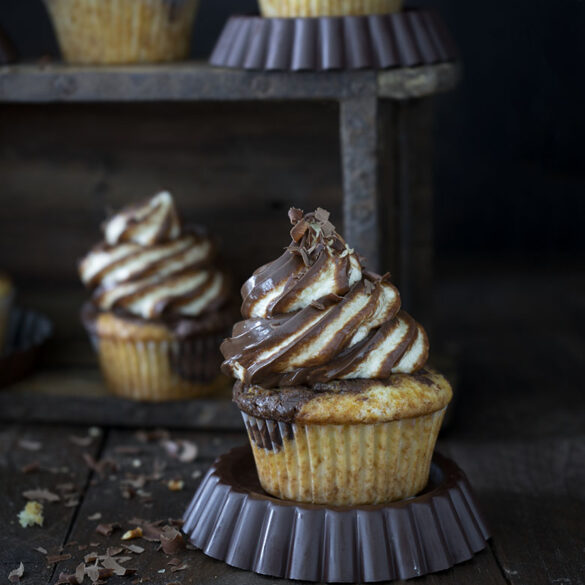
[
  {"left": 340, "top": 96, "right": 381, "bottom": 271},
  {"left": 441, "top": 438, "right": 585, "bottom": 585},
  {"left": 0, "top": 424, "right": 105, "bottom": 585},
  {"left": 0, "top": 62, "right": 457, "bottom": 103},
  {"left": 0, "top": 387, "right": 244, "bottom": 430},
  {"left": 378, "top": 63, "right": 460, "bottom": 100},
  {"left": 0, "top": 101, "right": 342, "bottom": 287}
]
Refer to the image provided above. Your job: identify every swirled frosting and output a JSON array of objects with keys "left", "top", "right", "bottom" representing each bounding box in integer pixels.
[
  {"left": 79, "top": 191, "right": 230, "bottom": 320},
  {"left": 221, "top": 208, "right": 429, "bottom": 387}
]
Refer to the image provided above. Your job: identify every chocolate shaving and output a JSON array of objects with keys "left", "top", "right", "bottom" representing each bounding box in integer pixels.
[
  {"left": 121, "top": 475, "right": 146, "bottom": 489},
  {"left": 161, "top": 439, "right": 198, "bottom": 463},
  {"left": 8, "top": 562, "right": 24, "bottom": 583},
  {"left": 314, "top": 207, "right": 330, "bottom": 224},
  {"left": 160, "top": 527, "right": 185, "bottom": 555},
  {"left": 86, "top": 566, "right": 114, "bottom": 583},
  {"left": 170, "top": 562, "right": 188, "bottom": 573},
  {"left": 69, "top": 435, "right": 94, "bottom": 447},
  {"left": 22, "top": 488, "right": 60, "bottom": 503},
  {"left": 299, "top": 247, "right": 311, "bottom": 266},
  {"left": 18, "top": 439, "right": 41, "bottom": 451},
  {"left": 106, "top": 547, "right": 124, "bottom": 557},
  {"left": 101, "top": 556, "right": 136, "bottom": 577},
  {"left": 290, "top": 219, "right": 309, "bottom": 243},
  {"left": 364, "top": 278, "right": 375, "bottom": 294},
  {"left": 21, "top": 461, "right": 40, "bottom": 474},
  {"left": 139, "top": 524, "right": 163, "bottom": 542},
  {"left": 55, "top": 571, "right": 79, "bottom": 585},
  {"left": 47, "top": 553, "right": 72, "bottom": 564},
  {"left": 96, "top": 522, "right": 120, "bottom": 537},
  {"left": 75, "top": 562, "right": 85, "bottom": 584},
  {"left": 35, "top": 546, "right": 48, "bottom": 554},
  {"left": 288, "top": 207, "right": 303, "bottom": 224},
  {"left": 83, "top": 454, "right": 117, "bottom": 476},
  {"left": 88, "top": 513, "right": 102, "bottom": 521},
  {"left": 122, "top": 544, "right": 144, "bottom": 554}
]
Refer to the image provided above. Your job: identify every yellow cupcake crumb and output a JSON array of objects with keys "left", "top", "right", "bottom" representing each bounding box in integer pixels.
[{"left": 18, "top": 501, "right": 44, "bottom": 527}]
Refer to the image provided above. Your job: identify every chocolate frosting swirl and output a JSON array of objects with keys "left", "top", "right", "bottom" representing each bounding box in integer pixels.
[
  {"left": 221, "top": 208, "right": 429, "bottom": 387},
  {"left": 79, "top": 191, "right": 230, "bottom": 319}
]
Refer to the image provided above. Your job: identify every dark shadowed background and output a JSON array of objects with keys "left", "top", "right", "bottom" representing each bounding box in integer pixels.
[{"left": 2, "top": 0, "right": 584, "bottom": 267}]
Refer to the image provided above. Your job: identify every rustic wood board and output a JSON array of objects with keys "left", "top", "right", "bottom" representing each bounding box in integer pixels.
[
  {"left": 0, "top": 62, "right": 458, "bottom": 103},
  {"left": 0, "top": 424, "right": 104, "bottom": 585}
]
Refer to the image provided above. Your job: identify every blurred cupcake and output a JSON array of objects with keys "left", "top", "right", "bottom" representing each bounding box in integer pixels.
[
  {"left": 258, "top": 0, "right": 402, "bottom": 18},
  {"left": 79, "top": 191, "right": 233, "bottom": 401},
  {"left": 221, "top": 208, "right": 452, "bottom": 505},
  {"left": 44, "top": 0, "right": 199, "bottom": 64},
  {"left": 0, "top": 273, "right": 14, "bottom": 355}
]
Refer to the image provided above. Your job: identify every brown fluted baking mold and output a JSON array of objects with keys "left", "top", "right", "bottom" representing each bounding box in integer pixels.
[
  {"left": 0, "top": 309, "right": 53, "bottom": 388},
  {"left": 183, "top": 444, "right": 489, "bottom": 583},
  {"left": 209, "top": 9, "right": 457, "bottom": 71}
]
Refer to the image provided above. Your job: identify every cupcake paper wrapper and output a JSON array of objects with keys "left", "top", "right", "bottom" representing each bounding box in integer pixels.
[
  {"left": 259, "top": 0, "right": 402, "bottom": 18},
  {"left": 44, "top": 0, "right": 199, "bottom": 64},
  {"left": 93, "top": 333, "right": 225, "bottom": 401},
  {"left": 242, "top": 408, "right": 446, "bottom": 505}
]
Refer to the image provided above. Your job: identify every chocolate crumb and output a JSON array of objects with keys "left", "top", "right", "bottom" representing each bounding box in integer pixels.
[{"left": 96, "top": 523, "right": 120, "bottom": 537}]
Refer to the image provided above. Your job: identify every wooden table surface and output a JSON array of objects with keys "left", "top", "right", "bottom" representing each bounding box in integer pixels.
[{"left": 1, "top": 264, "right": 584, "bottom": 585}]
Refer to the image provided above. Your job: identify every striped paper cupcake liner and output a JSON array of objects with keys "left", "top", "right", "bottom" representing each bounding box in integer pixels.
[{"left": 242, "top": 408, "right": 446, "bottom": 505}]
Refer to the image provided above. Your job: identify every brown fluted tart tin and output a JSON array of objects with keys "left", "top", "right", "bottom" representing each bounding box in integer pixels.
[
  {"left": 182, "top": 444, "right": 489, "bottom": 582},
  {"left": 0, "top": 308, "right": 53, "bottom": 388},
  {"left": 209, "top": 9, "right": 457, "bottom": 72}
]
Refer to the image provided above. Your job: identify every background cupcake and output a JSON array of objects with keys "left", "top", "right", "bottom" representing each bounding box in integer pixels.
[
  {"left": 79, "top": 191, "right": 233, "bottom": 401},
  {"left": 222, "top": 208, "right": 452, "bottom": 505},
  {"left": 44, "top": 0, "right": 199, "bottom": 64},
  {"left": 258, "top": 0, "right": 403, "bottom": 18}
]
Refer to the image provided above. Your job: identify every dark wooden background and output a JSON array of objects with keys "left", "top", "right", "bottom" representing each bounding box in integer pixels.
[{"left": 2, "top": 0, "right": 585, "bottom": 260}]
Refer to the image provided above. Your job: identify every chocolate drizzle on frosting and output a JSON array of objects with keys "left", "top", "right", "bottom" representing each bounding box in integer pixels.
[
  {"left": 221, "top": 208, "right": 429, "bottom": 387},
  {"left": 79, "top": 191, "right": 230, "bottom": 320}
]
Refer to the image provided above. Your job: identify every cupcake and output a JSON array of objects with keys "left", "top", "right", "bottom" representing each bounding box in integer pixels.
[
  {"left": 0, "top": 273, "right": 14, "bottom": 355},
  {"left": 79, "top": 191, "right": 233, "bottom": 401},
  {"left": 44, "top": 0, "right": 199, "bottom": 64},
  {"left": 258, "top": 0, "right": 402, "bottom": 18},
  {"left": 221, "top": 208, "right": 452, "bottom": 505}
]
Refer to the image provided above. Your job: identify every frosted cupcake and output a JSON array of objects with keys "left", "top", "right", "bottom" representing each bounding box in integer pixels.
[
  {"left": 221, "top": 208, "right": 451, "bottom": 505},
  {"left": 79, "top": 191, "right": 233, "bottom": 401},
  {"left": 44, "top": 0, "right": 199, "bottom": 64},
  {"left": 258, "top": 0, "right": 402, "bottom": 18}
]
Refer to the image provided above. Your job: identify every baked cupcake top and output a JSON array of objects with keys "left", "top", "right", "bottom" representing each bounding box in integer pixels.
[
  {"left": 79, "top": 192, "right": 230, "bottom": 321},
  {"left": 221, "top": 208, "right": 429, "bottom": 387}
]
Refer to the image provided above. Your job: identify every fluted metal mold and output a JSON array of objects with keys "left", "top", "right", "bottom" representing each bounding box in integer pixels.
[
  {"left": 182, "top": 445, "right": 489, "bottom": 583},
  {"left": 210, "top": 9, "right": 457, "bottom": 72},
  {"left": 0, "top": 308, "right": 53, "bottom": 387}
]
